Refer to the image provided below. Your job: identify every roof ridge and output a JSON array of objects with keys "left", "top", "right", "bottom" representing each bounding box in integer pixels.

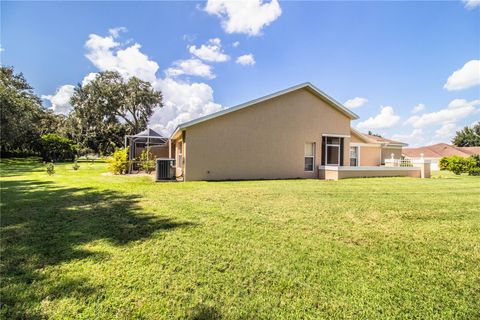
[{"left": 450, "top": 144, "right": 471, "bottom": 154}]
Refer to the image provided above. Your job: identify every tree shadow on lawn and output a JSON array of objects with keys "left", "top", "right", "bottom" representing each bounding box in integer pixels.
[
  {"left": 0, "top": 158, "right": 46, "bottom": 178},
  {"left": 1, "top": 179, "right": 195, "bottom": 318}
]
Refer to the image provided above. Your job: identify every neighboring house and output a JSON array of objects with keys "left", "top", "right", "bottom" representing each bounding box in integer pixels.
[
  {"left": 403, "top": 143, "right": 480, "bottom": 170},
  {"left": 167, "top": 82, "right": 416, "bottom": 181}
]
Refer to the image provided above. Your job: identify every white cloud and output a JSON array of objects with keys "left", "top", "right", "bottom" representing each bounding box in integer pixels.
[
  {"left": 204, "top": 0, "right": 282, "bottom": 36},
  {"left": 236, "top": 54, "right": 256, "bottom": 66},
  {"left": 41, "top": 85, "right": 75, "bottom": 115},
  {"left": 233, "top": 41, "right": 240, "bottom": 47},
  {"left": 406, "top": 99, "right": 480, "bottom": 128},
  {"left": 151, "top": 78, "right": 222, "bottom": 135},
  {"left": 443, "top": 60, "right": 480, "bottom": 91},
  {"left": 463, "top": 0, "right": 480, "bottom": 9},
  {"left": 0, "top": 46, "right": 4, "bottom": 52},
  {"left": 108, "top": 27, "right": 127, "bottom": 38},
  {"left": 344, "top": 97, "right": 368, "bottom": 109},
  {"left": 165, "top": 58, "right": 215, "bottom": 79},
  {"left": 81, "top": 72, "right": 98, "bottom": 87},
  {"left": 46, "top": 30, "right": 224, "bottom": 136},
  {"left": 391, "top": 128, "right": 424, "bottom": 146},
  {"left": 85, "top": 33, "right": 159, "bottom": 83},
  {"left": 434, "top": 123, "right": 458, "bottom": 139},
  {"left": 356, "top": 106, "right": 401, "bottom": 130},
  {"left": 188, "top": 38, "right": 230, "bottom": 62},
  {"left": 412, "top": 103, "right": 426, "bottom": 114}
]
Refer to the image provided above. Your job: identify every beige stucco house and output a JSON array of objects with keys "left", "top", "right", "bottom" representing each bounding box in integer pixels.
[{"left": 167, "top": 83, "right": 425, "bottom": 181}]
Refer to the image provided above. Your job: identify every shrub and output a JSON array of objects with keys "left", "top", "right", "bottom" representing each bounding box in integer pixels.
[
  {"left": 441, "top": 155, "right": 477, "bottom": 175},
  {"left": 449, "top": 156, "right": 473, "bottom": 175},
  {"left": 139, "top": 147, "right": 155, "bottom": 174},
  {"left": 46, "top": 162, "right": 55, "bottom": 175},
  {"left": 468, "top": 167, "right": 480, "bottom": 176},
  {"left": 40, "top": 134, "right": 77, "bottom": 162},
  {"left": 108, "top": 147, "right": 129, "bottom": 174},
  {"left": 439, "top": 157, "right": 450, "bottom": 171},
  {"left": 471, "top": 154, "right": 480, "bottom": 167},
  {"left": 72, "top": 159, "right": 80, "bottom": 171}
]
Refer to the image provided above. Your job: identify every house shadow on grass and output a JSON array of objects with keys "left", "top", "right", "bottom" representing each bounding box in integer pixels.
[{"left": 0, "top": 179, "right": 194, "bottom": 319}]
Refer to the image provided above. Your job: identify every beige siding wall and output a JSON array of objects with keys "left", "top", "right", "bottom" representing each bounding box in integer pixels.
[
  {"left": 350, "top": 131, "right": 367, "bottom": 143},
  {"left": 338, "top": 169, "right": 419, "bottom": 179},
  {"left": 183, "top": 88, "right": 351, "bottom": 181},
  {"left": 359, "top": 146, "right": 381, "bottom": 166},
  {"left": 381, "top": 147, "right": 402, "bottom": 164},
  {"left": 322, "top": 168, "right": 420, "bottom": 180}
]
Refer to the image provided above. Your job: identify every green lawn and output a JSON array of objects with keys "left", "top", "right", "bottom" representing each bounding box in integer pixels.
[{"left": 1, "top": 158, "right": 479, "bottom": 319}]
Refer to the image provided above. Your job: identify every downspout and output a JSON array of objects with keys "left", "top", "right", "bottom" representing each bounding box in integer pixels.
[
  {"left": 182, "top": 130, "right": 186, "bottom": 181},
  {"left": 168, "top": 138, "right": 171, "bottom": 159}
]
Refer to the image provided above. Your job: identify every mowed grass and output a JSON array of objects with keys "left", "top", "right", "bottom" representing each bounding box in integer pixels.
[{"left": 1, "top": 158, "right": 479, "bottom": 319}]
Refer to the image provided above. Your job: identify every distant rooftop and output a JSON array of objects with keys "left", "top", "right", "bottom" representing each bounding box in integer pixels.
[{"left": 403, "top": 143, "right": 480, "bottom": 158}]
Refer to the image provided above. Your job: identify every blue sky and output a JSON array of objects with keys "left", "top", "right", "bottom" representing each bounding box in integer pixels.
[{"left": 2, "top": 0, "right": 479, "bottom": 146}]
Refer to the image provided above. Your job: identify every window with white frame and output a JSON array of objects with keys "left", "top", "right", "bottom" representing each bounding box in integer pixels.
[
  {"left": 326, "top": 137, "right": 341, "bottom": 165},
  {"left": 321, "top": 136, "right": 345, "bottom": 166},
  {"left": 350, "top": 146, "right": 359, "bottom": 166},
  {"left": 304, "top": 142, "right": 315, "bottom": 171}
]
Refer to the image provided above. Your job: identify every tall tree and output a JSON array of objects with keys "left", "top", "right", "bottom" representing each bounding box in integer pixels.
[
  {"left": 70, "top": 71, "right": 163, "bottom": 154},
  {"left": 452, "top": 122, "right": 480, "bottom": 147},
  {"left": 0, "top": 66, "right": 43, "bottom": 153},
  {"left": 37, "top": 110, "right": 67, "bottom": 136}
]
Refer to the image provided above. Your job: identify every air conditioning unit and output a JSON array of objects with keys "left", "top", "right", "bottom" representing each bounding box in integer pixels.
[{"left": 156, "top": 158, "right": 175, "bottom": 181}]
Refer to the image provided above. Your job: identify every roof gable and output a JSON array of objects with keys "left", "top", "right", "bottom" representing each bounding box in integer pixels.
[
  {"left": 350, "top": 128, "right": 408, "bottom": 146},
  {"left": 171, "top": 82, "right": 359, "bottom": 138},
  {"left": 350, "top": 128, "right": 377, "bottom": 143}
]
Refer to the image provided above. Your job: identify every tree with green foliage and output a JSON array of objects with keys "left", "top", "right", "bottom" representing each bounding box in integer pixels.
[
  {"left": 0, "top": 66, "right": 64, "bottom": 155},
  {"left": 452, "top": 122, "right": 480, "bottom": 147},
  {"left": 40, "top": 134, "right": 77, "bottom": 162},
  {"left": 70, "top": 71, "right": 163, "bottom": 155},
  {"left": 1, "top": 66, "right": 41, "bottom": 153},
  {"left": 38, "top": 109, "right": 68, "bottom": 136}
]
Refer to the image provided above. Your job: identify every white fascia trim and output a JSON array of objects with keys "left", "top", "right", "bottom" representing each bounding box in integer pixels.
[
  {"left": 350, "top": 127, "right": 379, "bottom": 144},
  {"left": 322, "top": 133, "right": 351, "bottom": 138},
  {"left": 383, "top": 142, "right": 408, "bottom": 147},
  {"left": 350, "top": 142, "right": 380, "bottom": 147},
  {"left": 319, "top": 165, "right": 420, "bottom": 171},
  {"left": 169, "top": 82, "right": 359, "bottom": 139}
]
